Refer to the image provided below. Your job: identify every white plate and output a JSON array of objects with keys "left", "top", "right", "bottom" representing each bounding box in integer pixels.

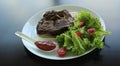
[{"left": 22, "top": 5, "right": 106, "bottom": 60}]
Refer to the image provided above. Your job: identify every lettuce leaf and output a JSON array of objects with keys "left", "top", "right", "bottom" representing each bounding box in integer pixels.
[{"left": 56, "top": 10, "right": 111, "bottom": 55}]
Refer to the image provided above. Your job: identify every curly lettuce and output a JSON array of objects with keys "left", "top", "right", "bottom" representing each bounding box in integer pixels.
[{"left": 56, "top": 10, "right": 110, "bottom": 55}]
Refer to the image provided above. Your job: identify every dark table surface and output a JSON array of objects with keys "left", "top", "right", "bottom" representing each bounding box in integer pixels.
[{"left": 0, "top": 0, "right": 120, "bottom": 66}]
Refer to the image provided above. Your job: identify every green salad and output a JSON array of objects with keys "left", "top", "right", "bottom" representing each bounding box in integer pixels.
[{"left": 56, "top": 10, "right": 110, "bottom": 55}]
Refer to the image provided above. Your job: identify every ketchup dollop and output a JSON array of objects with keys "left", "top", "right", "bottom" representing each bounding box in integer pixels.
[{"left": 35, "top": 41, "right": 56, "bottom": 51}]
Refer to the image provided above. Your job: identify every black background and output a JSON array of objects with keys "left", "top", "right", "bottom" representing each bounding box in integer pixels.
[{"left": 0, "top": 0, "right": 120, "bottom": 66}]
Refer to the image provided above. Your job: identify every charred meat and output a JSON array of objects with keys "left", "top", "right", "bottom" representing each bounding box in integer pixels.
[{"left": 36, "top": 10, "right": 73, "bottom": 35}]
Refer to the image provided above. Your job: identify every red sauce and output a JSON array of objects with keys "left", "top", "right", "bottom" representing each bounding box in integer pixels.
[{"left": 35, "top": 41, "right": 56, "bottom": 51}]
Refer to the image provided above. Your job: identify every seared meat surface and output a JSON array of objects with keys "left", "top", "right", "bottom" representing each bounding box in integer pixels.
[{"left": 36, "top": 10, "right": 73, "bottom": 35}]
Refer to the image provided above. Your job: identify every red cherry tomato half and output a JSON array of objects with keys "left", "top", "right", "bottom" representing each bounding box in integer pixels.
[
  {"left": 80, "top": 22, "right": 85, "bottom": 27},
  {"left": 57, "top": 48, "right": 66, "bottom": 57},
  {"left": 87, "top": 28, "right": 96, "bottom": 35},
  {"left": 76, "top": 32, "right": 82, "bottom": 37}
]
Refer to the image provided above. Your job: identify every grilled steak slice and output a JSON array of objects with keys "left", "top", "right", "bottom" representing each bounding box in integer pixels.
[{"left": 36, "top": 9, "right": 73, "bottom": 35}]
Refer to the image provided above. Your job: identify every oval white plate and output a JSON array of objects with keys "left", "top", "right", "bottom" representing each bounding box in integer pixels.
[{"left": 22, "top": 5, "right": 106, "bottom": 60}]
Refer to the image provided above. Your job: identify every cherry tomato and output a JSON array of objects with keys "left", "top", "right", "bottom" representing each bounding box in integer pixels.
[
  {"left": 76, "top": 31, "right": 82, "bottom": 37},
  {"left": 87, "top": 28, "right": 96, "bottom": 35},
  {"left": 57, "top": 48, "right": 66, "bottom": 57},
  {"left": 80, "top": 22, "right": 85, "bottom": 27}
]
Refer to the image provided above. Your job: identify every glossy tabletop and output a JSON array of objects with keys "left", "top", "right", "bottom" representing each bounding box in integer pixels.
[{"left": 0, "top": 0, "right": 120, "bottom": 66}]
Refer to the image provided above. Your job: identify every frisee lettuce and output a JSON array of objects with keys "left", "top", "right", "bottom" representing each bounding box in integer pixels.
[{"left": 56, "top": 10, "right": 110, "bottom": 55}]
